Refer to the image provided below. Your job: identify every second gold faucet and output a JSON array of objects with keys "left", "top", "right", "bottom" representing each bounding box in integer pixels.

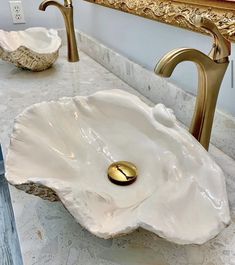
[{"left": 39, "top": 0, "right": 79, "bottom": 62}]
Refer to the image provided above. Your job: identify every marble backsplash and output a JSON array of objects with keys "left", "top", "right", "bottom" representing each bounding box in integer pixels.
[{"left": 73, "top": 31, "right": 235, "bottom": 160}]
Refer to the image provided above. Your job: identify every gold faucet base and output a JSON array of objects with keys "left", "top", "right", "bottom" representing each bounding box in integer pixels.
[{"left": 107, "top": 161, "right": 138, "bottom": 186}]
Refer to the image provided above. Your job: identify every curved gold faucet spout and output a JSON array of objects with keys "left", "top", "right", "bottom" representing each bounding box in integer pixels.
[
  {"left": 155, "top": 47, "right": 229, "bottom": 150},
  {"left": 155, "top": 48, "right": 215, "bottom": 77},
  {"left": 39, "top": 0, "right": 64, "bottom": 11},
  {"left": 39, "top": 0, "right": 79, "bottom": 62}
]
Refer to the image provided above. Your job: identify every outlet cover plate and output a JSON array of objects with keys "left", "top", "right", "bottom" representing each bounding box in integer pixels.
[{"left": 9, "top": 1, "right": 25, "bottom": 24}]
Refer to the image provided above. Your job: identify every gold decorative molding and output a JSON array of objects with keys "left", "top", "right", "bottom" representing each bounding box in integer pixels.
[{"left": 84, "top": 0, "right": 235, "bottom": 42}]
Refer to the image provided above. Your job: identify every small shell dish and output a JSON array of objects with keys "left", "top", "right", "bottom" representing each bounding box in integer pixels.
[
  {"left": 0, "top": 27, "right": 61, "bottom": 71},
  {"left": 5, "top": 89, "right": 230, "bottom": 245}
]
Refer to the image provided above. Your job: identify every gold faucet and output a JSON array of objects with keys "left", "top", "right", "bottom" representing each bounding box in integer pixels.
[
  {"left": 39, "top": 0, "right": 79, "bottom": 62},
  {"left": 154, "top": 16, "right": 231, "bottom": 150}
]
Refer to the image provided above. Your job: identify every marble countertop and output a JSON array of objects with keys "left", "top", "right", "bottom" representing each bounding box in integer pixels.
[{"left": 1, "top": 47, "right": 235, "bottom": 265}]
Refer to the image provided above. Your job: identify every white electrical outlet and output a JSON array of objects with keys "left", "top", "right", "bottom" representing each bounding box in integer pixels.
[{"left": 9, "top": 1, "right": 25, "bottom": 24}]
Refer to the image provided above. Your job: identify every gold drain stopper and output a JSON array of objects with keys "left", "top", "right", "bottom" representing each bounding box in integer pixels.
[{"left": 107, "top": 161, "right": 138, "bottom": 186}]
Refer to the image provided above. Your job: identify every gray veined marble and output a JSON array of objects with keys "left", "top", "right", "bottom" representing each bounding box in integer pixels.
[{"left": 0, "top": 42, "right": 235, "bottom": 264}]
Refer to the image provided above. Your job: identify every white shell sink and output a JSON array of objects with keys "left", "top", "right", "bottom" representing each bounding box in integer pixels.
[
  {"left": 6, "top": 89, "right": 230, "bottom": 245},
  {"left": 0, "top": 27, "right": 61, "bottom": 71}
]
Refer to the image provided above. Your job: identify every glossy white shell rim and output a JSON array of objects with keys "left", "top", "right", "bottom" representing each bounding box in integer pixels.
[
  {"left": 0, "top": 27, "right": 61, "bottom": 54},
  {"left": 5, "top": 89, "right": 230, "bottom": 245}
]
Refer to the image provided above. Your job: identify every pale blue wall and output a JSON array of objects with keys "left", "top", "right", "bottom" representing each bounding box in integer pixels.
[{"left": 0, "top": 0, "right": 235, "bottom": 115}]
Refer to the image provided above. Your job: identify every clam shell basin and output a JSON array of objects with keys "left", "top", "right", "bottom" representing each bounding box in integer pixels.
[
  {"left": 0, "top": 27, "right": 61, "bottom": 71},
  {"left": 6, "top": 89, "right": 230, "bottom": 245}
]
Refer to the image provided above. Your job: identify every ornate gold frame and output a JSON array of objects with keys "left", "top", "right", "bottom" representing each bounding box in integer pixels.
[{"left": 84, "top": 0, "right": 235, "bottom": 42}]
